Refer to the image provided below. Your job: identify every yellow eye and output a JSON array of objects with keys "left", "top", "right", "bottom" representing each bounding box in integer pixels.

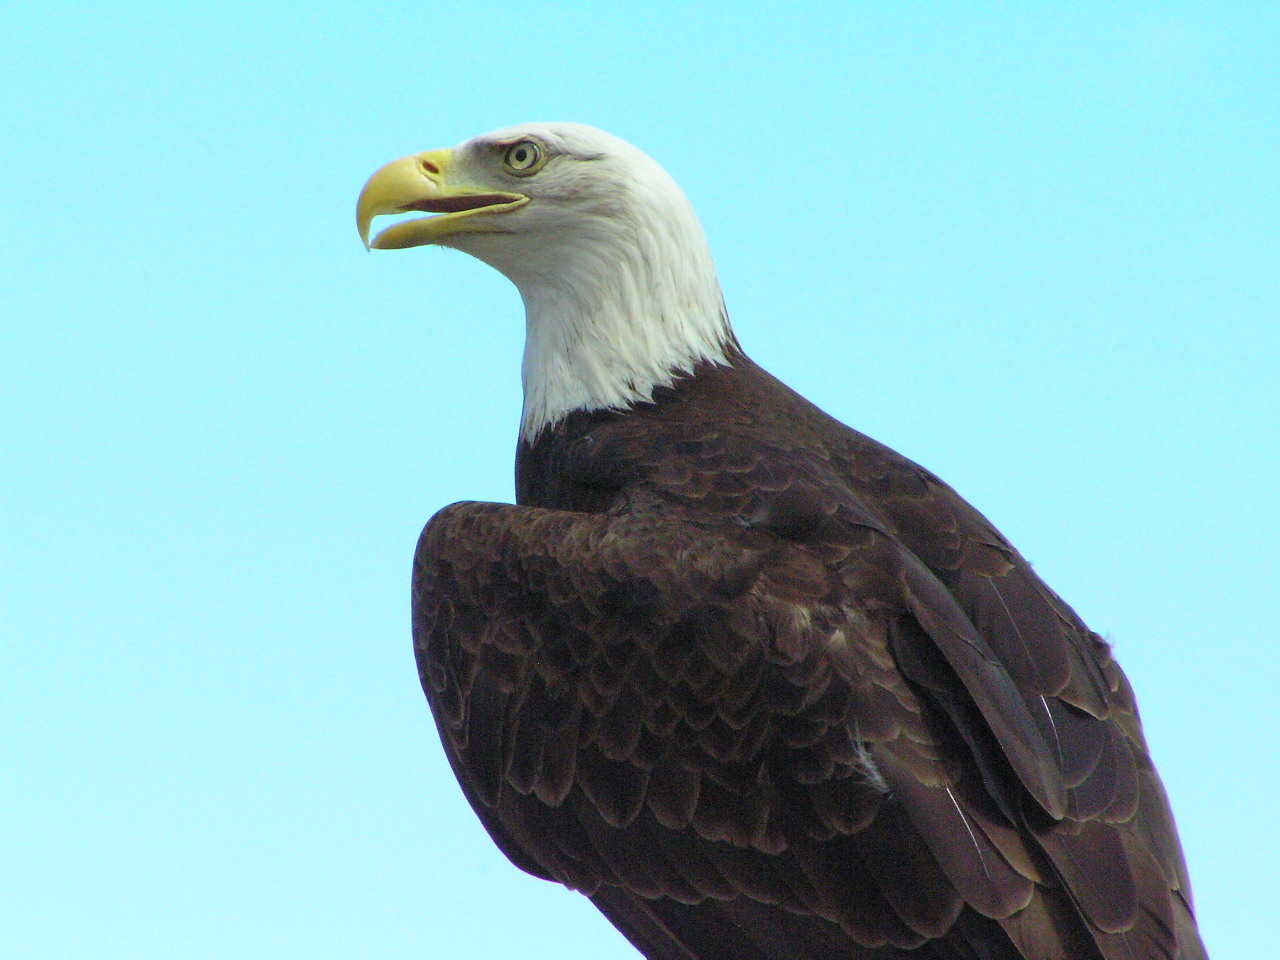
[{"left": 503, "top": 139, "right": 544, "bottom": 175}]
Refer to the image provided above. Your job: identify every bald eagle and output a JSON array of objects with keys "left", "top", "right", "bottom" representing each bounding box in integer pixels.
[{"left": 358, "top": 123, "right": 1207, "bottom": 960}]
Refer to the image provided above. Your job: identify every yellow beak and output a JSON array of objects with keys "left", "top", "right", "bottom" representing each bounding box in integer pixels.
[{"left": 356, "top": 148, "right": 529, "bottom": 250}]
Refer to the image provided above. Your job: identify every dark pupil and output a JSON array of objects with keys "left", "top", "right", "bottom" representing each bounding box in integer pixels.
[{"left": 514, "top": 148, "right": 530, "bottom": 165}]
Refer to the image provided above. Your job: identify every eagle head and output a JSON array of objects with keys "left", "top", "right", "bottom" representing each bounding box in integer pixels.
[{"left": 358, "top": 123, "right": 736, "bottom": 439}]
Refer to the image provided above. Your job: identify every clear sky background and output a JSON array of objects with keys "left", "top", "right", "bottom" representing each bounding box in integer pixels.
[{"left": 3, "top": 4, "right": 1276, "bottom": 958}]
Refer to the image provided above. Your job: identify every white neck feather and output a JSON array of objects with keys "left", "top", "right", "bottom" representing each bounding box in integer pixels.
[{"left": 516, "top": 223, "right": 734, "bottom": 441}]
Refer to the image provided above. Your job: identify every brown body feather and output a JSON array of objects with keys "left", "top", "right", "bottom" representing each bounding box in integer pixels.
[{"left": 413, "top": 349, "right": 1206, "bottom": 959}]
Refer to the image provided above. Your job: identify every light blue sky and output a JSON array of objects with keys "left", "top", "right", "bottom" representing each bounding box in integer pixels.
[{"left": 3, "top": 4, "right": 1276, "bottom": 958}]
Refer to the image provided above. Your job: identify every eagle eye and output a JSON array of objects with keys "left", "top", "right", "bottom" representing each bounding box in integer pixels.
[{"left": 502, "top": 139, "right": 546, "bottom": 176}]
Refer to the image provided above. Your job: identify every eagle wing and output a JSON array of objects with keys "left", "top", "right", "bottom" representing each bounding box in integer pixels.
[{"left": 413, "top": 477, "right": 1203, "bottom": 959}]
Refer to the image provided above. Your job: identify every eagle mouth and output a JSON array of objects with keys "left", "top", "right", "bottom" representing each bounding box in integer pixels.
[
  {"left": 364, "top": 191, "right": 529, "bottom": 249},
  {"left": 401, "top": 194, "right": 523, "bottom": 215}
]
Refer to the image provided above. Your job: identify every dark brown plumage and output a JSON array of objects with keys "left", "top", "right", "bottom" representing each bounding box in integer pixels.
[{"left": 413, "top": 350, "right": 1207, "bottom": 960}]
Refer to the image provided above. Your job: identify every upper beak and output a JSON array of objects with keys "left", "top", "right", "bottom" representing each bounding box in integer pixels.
[{"left": 356, "top": 148, "right": 528, "bottom": 250}]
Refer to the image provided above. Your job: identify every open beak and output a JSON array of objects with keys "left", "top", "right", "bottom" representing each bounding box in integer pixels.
[{"left": 356, "top": 148, "right": 529, "bottom": 250}]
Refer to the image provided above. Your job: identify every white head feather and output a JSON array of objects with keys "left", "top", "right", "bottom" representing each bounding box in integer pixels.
[{"left": 438, "top": 123, "right": 736, "bottom": 441}]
